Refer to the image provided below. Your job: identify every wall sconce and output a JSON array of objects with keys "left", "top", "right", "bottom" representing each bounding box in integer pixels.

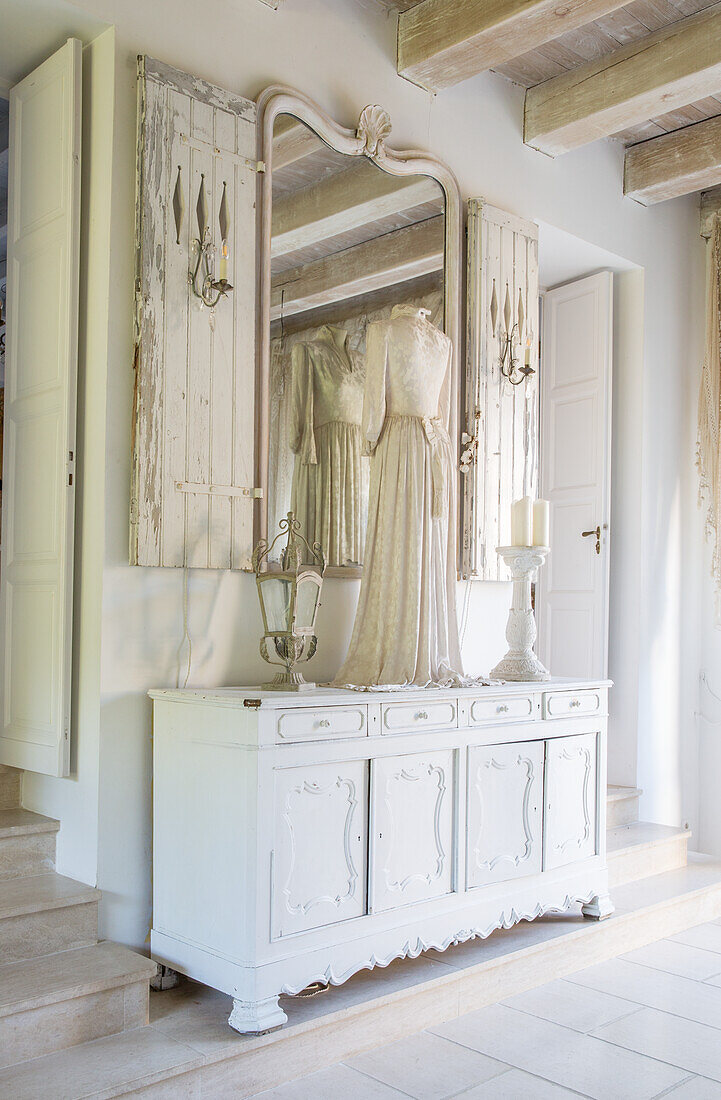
[
  {"left": 177, "top": 170, "right": 233, "bottom": 310},
  {"left": 493, "top": 281, "right": 535, "bottom": 386},
  {"left": 252, "top": 512, "right": 326, "bottom": 691}
]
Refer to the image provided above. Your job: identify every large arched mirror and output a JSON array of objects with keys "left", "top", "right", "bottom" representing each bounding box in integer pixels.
[{"left": 256, "top": 86, "right": 462, "bottom": 576}]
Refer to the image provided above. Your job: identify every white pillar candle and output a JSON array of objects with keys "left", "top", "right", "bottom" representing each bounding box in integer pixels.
[
  {"left": 533, "top": 499, "right": 550, "bottom": 547},
  {"left": 511, "top": 496, "right": 533, "bottom": 546}
]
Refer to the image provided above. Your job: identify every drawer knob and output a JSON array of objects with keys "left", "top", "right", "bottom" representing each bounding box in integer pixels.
[
  {"left": 497, "top": 704, "right": 509, "bottom": 713},
  {"left": 318, "top": 719, "right": 331, "bottom": 728},
  {"left": 570, "top": 699, "right": 581, "bottom": 708},
  {"left": 416, "top": 710, "right": 429, "bottom": 720}
]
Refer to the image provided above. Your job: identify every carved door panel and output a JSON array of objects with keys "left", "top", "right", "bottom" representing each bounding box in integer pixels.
[
  {"left": 273, "top": 760, "right": 367, "bottom": 938},
  {"left": 467, "top": 740, "right": 543, "bottom": 888},
  {"left": 371, "top": 750, "right": 454, "bottom": 913},
  {"left": 544, "top": 733, "right": 597, "bottom": 870}
]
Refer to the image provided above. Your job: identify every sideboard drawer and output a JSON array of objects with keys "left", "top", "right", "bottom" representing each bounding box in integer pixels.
[
  {"left": 275, "top": 705, "right": 368, "bottom": 741},
  {"left": 543, "top": 690, "right": 602, "bottom": 719},
  {"left": 469, "top": 694, "right": 536, "bottom": 725},
  {"left": 381, "top": 699, "right": 457, "bottom": 734}
]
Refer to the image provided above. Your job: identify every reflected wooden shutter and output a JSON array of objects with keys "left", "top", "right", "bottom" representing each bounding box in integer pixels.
[
  {"left": 132, "top": 57, "right": 260, "bottom": 569},
  {"left": 462, "top": 200, "right": 539, "bottom": 580}
]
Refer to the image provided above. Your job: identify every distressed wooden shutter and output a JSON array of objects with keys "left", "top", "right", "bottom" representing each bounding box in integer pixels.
[
  {"left": 132, "top": 57, "right": 259, "bottom": 569},
  {"left": 462, "top": 200, "right": 539, "bottom": 580}
]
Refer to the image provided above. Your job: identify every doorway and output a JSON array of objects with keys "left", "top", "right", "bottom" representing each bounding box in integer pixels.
[{"left": 535, "top": 222, "right": 644, "bottom": 790}]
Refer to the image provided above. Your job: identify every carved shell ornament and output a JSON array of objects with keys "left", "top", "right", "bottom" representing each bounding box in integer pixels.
[{"left": 357, "top": 104, "right": 392, "bottom": 158}]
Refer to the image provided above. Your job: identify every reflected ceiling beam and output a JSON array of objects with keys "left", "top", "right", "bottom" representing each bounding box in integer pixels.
[
  {"left": 272, "top": 215, "right": 444, "bottom": 318},
  {"left": 271, "top": 160, "right": 441, "bottom": 257},
  {"left": 397, "top": 0, "right": 629, "bottom": 93},
  {"left": 272, "top": 116, "right": 325, "bottom": 170},
  {"left": 525, "top": 5, "right": 721, "bottom": 157},
  {"left": 624, "top": 116, "right": 721, "bottom": 205}
]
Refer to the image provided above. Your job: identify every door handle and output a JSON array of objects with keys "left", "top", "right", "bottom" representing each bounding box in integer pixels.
[{"left": 581, "top": 526, "right": 601, "bottom": 555}]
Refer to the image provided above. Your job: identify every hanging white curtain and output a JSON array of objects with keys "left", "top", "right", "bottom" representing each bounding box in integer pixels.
[{"left": 698, "top": 214, "right": 721, "bottom": 619}]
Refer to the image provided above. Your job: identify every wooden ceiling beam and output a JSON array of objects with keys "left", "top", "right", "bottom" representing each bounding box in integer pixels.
[
  {"left": 624, "top": 115, "right": 721, "bottom": 205},
  {"left": 397, "top": 0, "right": 631, "bottom": 93},
  {"left": 525, "top": 3, "right": 721, "bottom": 156},
  {"left": 272, "top": 117, "right": 324, "bottom": 170},
  {"left": 271, "top": 215, "right": 444, "bottom": 318},
  {"left": 271, "top": 160, "right": 441, "bottom": 257}
]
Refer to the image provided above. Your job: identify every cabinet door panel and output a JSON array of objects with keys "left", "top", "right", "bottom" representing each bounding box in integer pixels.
[
  {"left": 273, "top": 761, "right": 367, "bottom": 937},
  {"left": 544, "top": 733, "right": 597, "bottom": 870},
  {"left": 467, "top": 741, "right": 543, "bottom": 888},
  {"left": 371, "top": 750, "right": 454, "bottom": 913}
]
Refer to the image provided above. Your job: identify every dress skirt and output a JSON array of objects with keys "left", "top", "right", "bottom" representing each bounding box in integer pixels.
[
  {"left": 334, "top": 414, "right": 463, "bottom": 688},
  {"left": 291, "top": 419, "right": 365, "bottom": 567}
]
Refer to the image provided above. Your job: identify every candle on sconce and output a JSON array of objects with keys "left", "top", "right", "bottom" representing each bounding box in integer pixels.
[
  {"left": 533, "top": 499, "right": 550, "bottom": 547},
  {"left": 511, "top": 496, "right": 533, "bottom": 546},
  {"left": 525, "top": 338, "right": 532, "bottom": 368},
  {"left": 219, "top": 239, "right": 229, "bottom": 282}
]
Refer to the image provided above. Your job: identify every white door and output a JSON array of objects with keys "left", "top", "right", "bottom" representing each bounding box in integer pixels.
[
  {"left": 544, "top": 732, "right": 598, "bottom": 870},
  {"left": 466, "top": 740, "right": 544, "bottom": 888},
  {"left": 537, "top": 272, "right": 612, "bottom": 679},
  {"left": 272, "top": 761, "right": 368, "bottom": 938},
  {"left": 371, "top": 750, "right": 454, "bottom": 913},
  {"left": 0, "top": 40, "right": 81, "bottom": 776}
]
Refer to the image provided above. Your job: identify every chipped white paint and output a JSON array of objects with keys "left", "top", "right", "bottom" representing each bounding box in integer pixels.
[
  {"left": 131, "top": 57, "right": 258, "bottom": 569},
  {"left": 462, "top": 200, "right": 539, "bottom": 580}
]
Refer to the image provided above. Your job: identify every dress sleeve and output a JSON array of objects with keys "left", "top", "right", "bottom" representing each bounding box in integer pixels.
[
  {"left": 289, "top": 342, "right": 316, "bottom": 464},
  {"left": 438, "top": 332, "right": 454, "bottom": 431},
  {"left": 362, "top": 321, "right": 388, "bottom": 453}
]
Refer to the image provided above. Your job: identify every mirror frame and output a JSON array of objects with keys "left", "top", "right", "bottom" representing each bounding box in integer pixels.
[{"left": 256, "top": 84, "right": 462, "bottom": 577}]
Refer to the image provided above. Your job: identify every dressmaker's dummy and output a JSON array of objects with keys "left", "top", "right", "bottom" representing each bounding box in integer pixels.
[
  {"left": 289, "top": 324, "right": 364, "bottom": 566},
  {"left": 334, "top": 305, "right": 463, "bottom": 687}
]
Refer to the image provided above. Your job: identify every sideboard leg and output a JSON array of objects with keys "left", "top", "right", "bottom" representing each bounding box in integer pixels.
[
  {"left": 581, "top": 893, "right": 615, "bottom": 921},
  {"left": 228, "top": 995, "right": 287, "bottom": 1034}
]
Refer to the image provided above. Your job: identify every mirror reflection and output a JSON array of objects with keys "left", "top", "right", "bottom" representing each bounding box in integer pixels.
[{"left": 269, "top": 114, "right": 446, "bottom": 569}]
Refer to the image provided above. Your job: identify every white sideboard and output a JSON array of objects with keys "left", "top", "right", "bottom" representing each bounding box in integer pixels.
[{"left": 150, "top": 679, "right": 612, "bottom": 1033}]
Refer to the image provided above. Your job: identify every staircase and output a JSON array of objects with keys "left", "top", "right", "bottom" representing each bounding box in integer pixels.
[
  {"left": 0, "top": 765, "right": 156, "bottom": 1074},
  {"left": 0, "top": 774, "right": 717, "bottom": 1099}
]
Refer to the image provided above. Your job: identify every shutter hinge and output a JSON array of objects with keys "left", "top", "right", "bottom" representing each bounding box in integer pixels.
[{"left": 67, "top": 450, "right": 75, "bottom": 487}]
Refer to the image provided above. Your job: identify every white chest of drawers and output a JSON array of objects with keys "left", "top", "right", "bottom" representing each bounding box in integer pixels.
[{"left": 150, "top": 679, "right": 613, "bottom": 1033}]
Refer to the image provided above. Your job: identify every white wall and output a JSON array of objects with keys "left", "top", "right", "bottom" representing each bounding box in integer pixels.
[{"left": 22, "top": 0, "right": 707, "bottom": 947}]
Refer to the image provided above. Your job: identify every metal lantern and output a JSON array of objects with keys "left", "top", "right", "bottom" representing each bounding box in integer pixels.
[{"left": 252, "top": 512, "right": 326, "bottom": 691}]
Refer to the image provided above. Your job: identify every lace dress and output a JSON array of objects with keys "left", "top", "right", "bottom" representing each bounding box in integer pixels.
[
  {"left": 289, "top": 325, "right": 365, "bottom": 566},
  {"left": 334, "top": 305, "right": 464, "bottom": 688}
]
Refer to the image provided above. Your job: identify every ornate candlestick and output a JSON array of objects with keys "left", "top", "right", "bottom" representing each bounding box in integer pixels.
[{"left": 491, "top": 545, "right": 550, "bottom": 682}]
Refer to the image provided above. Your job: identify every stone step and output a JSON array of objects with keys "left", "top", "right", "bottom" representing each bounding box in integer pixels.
[
  {"left": 607, "top": 784, "right": 643, "bottom": 828},
  {"left": 607, "top": 821, "right": 690, "bottom": 888},
  {"left": 0, "top": 872, "right": 100, "bottom": 963},
  {"left": 0, "top": 765, "right": 21, "bottom": 811},
  {"left": 0, "top": 941, "right": 158, "bottom": 1070},
  {"left": 0, "top": 1027, "right": 202, "bottom": 1099},
  {"left": 0, "top": 808, "right": 59, "bottom": 880},
  {"left": 2, "top": 856, "right": 721, "bottom": 1099}
]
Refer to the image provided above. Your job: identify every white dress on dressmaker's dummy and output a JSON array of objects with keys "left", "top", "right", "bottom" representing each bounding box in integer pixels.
[{"left": 334, "top": 304, "right": 464, "bottom": 688}]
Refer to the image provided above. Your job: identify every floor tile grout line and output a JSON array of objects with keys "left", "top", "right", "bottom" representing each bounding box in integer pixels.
[
  {"left": 617, "top": 950, "right": 721, "bottom": 981},
  {"left": 499, "top": 998, "right": 645, "bottom": 1034},
  {"left": 587, "top": 1025, "right": 721, "bottom": 1078},
  {"left": 445, "top": 1064, "right": 515, "bottom": 1099},
  {"left": 338, "top": 1060, "right": 418, "bottom": 1099},
  {"left": 651, "top": 1072, "right": 698, "bottom": 1099}
]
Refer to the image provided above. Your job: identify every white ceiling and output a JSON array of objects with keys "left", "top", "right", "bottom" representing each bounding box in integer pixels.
[
  {"left": 538, "top": 221, "right": 638, "bottom": 290},
  {"left": 0, "top": 0, "right": 108, "bottom": 92}
]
